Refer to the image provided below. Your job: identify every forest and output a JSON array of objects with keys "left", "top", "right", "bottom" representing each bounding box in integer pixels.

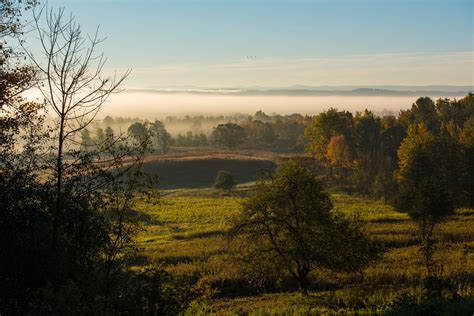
[
  {"left": 86, "top": 94, "right": 473, "bottom": 204},
  {"left": 1, "top": 1, "right": 473, "bottom": 315}
]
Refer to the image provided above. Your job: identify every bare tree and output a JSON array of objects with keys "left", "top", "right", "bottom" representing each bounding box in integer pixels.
[{"left": 24, "top": 7, "right": 133, "bottom": 247}]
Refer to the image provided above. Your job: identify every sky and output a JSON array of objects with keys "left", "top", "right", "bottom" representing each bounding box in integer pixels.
[{"left": 26, "top": 0, "right": 473, "bottom": 88}]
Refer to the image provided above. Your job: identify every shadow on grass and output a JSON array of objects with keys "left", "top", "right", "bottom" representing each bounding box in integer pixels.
[
  {"left": 370, "top": 218, "right": 407, "bottom": 224},
  {"left": 172, "top": 229, "right": 228, "bottom": 241}
]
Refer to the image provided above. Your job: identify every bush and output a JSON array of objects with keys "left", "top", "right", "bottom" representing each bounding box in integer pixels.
[
  {"left": 387, "top": 296, "right": 474, "bottom": 316},
  {"left": 35, "top": 266, "right": 192, "bottom": 315},
  {"left": 213, "top": 171, "right": 235, "bottom": 190}
]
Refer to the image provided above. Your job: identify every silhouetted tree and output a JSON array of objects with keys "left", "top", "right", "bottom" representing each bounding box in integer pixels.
[
  {"left": 149, "top": 120, "right": 171, "bottom": 153},
  {"left": 81, "top": 128, "right": 94, "bottom": 151},
  {"left": 95, "top": 127, "right": 105, "bottom": 148},
  {"left": 1, "top": 4, "right": 44, "bottom": 312},
  {"left": 103, "top": 115, "right": 114, "bottom": 126},
  {"left": 0, "top": 5, "right": 178, "bottom": 313},
  {"left": 105, "top": 126, "right": 115, "bottom": 144},
  {"left": 254, "top": 110, "right": 271, "bottom": 121},
  {"left": 25, "top": 7, "right": 131, "bottom": 250},
  {"left": 128, "top": 122, "right": 150, "bottom": 146},
  {"left": 1, "top": 0, "right": 40, "bottom": 151}
]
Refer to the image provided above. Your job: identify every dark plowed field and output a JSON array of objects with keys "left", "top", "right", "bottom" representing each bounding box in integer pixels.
[{"left": 141, "top": 154, "right": 275, "bottom": 188}]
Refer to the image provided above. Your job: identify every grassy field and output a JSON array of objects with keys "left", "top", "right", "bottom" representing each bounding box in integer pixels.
[{"left": 132, "top": 185, "right": 474, "bottom": 315}]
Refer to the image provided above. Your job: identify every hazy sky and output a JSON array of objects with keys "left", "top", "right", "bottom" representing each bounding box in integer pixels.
[{"left": 28, "top": 0, "right": 473, "bottom": 88}]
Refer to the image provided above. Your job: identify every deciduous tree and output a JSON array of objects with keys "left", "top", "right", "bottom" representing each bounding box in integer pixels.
[
  {"left": 211, "top": 123, "right": 246, "bottom": 150},
  {"left": 395, "top": 123, "right": 455, "bottom": 277},
  {"left": 305, "top": 108, "right": 354, "bottom": 162},
  {"left": 24, "top": 7, "right": 132, "bottom": 249},
  {"left": 326, "top": 135, "right": 352, "bottom": 186},
  {"left": 149, "top": 120, "right": 171, "bottom": 153},
  {"left": 230, "top": 160, "right": 379, "bottom": 295}
]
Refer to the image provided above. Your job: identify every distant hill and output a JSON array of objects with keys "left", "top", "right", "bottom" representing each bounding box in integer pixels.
[{"left": 130, "top": 86, "right": 473, "bottom": 97}]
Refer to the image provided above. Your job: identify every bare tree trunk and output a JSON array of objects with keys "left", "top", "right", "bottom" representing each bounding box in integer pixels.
[
  {"left": 52, "top": 113, "right": 65, "bottom": 249},
  {"left": 298, "top": 277, "right": 309, "bottom": 296},
  {"left": 419, "top": 215, "right": 437, "bottom": 277},
  {"left": 25, "top": 7, "right": 130, "bottom": 251}
]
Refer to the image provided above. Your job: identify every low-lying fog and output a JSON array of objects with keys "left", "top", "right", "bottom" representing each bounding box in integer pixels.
[
  {"left": 24, "top": 88, "right": 468, "bottom": 119},
  {"left": 100, "top": 91, "right": 465, "bottom": 118}
]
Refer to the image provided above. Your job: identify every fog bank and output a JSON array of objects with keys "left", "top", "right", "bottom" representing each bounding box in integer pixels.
[{"left": 99, "top": 91, "right": 466, "bottom": 118}]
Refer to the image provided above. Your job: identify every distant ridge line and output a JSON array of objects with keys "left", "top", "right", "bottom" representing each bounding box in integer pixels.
[{"left": 125, "top": 87, "right": 473, "bottom": 97}]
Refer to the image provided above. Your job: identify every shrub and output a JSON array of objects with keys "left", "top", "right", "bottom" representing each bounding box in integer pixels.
[{"left": 213, "top": 171, "right": 235, "bottom": 190}]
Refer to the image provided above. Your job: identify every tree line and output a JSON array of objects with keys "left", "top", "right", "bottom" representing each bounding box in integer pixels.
[
  {"left": 92, "top": 112, "right": 309, "bottom": 152},
  {"left": 304, "top": 95, "right": 473, "bottom": 206},
  {"left": 99, "top": 95, "right": 473, "bottom": 172}
]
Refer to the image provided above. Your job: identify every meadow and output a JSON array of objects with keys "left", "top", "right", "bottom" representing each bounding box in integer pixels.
[{"left": 132, "top": 185, "right": 474, "bottom": 315}]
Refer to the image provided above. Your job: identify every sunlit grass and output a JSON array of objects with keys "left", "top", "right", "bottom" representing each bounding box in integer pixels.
[
  {"left": 135, "top": 196, "right": 241, "bottom": 225},
  {"left": 132, "top": 188, "right": 474, "bottom": 314}
]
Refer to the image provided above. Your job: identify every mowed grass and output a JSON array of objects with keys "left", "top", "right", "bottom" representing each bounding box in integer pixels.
[{"left": 132, "top": 188, "right": 474, "bottom": 315}]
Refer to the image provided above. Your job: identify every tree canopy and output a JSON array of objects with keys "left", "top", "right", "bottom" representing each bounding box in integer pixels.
[
  {"left": 230, "top": 160, "right": 380, "bottom": 294},
  {"left": 211, "top": 123, "right": 246, "bottom": 150}
]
